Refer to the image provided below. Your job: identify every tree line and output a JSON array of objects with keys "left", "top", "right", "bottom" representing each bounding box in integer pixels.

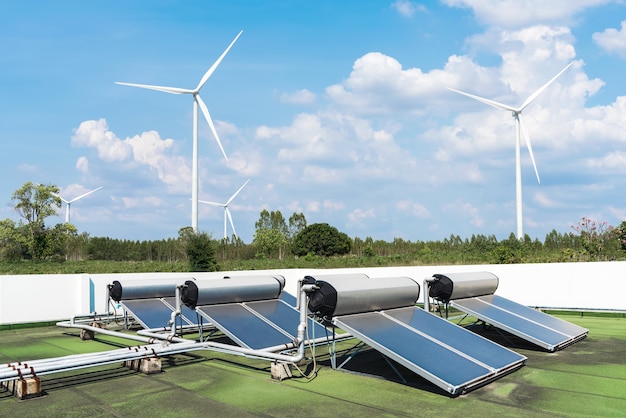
[{"left": 2, "top": 182, "right": 626, "bottom": 269}]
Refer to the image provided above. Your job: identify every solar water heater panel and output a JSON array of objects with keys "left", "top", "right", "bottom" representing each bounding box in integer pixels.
[
  {"left": 245, "top": 299, "right": 328, "bottom": 340},
  {"left": 386, "top": 306, "right": 526, "bottom": 370},
  {"left": 480, "top": 295, "right": 589, "bottom": 337},
  {"left": 334, "top": 310, "right": 514, "bottom": 395},
  {"left": 451, "top": 295, "right": 588, "bottom": 351},
  {"left": 121, "top": 299, "right": 173, "bottom": 329},
  {"left": 196, "top": 303, "right": 294, "bottom": 350}
]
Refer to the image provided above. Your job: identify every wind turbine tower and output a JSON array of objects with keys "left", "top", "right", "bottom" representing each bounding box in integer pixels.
[
  {"left": 448, "top": 62, "right": 573, "bottom": 239},
  {"left": 199, "top": 179, "right": 251, "bottom": 239},
  {"left": 116, "top": 31, "right": 243, "bottom": 232},
  {"left": 56, "top": 186, "right": 103, "bottom": 224}
]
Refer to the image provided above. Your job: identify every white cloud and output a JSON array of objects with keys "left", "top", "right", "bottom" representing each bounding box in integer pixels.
[
  {"left": 586, "top": 150, "right": 626, "bottom": 172},
  {"left": 280, "top": 89, "right": 317, "bottom": 105},
  {"left": 391, "top": 0, "right": 427, "bottom": 18},
  {"left": 71, "top": 119, "right": 132, "bottom": 162},
  {"left": 396, "top": 199, "right": 430, "bottom": 217},
  {"left": 71, "top": 119, "right": 190, "bottom": 193},
  {"left": 443, "top": 0, "right": 611, "bottom": 28},
  {"left": 348, "top": 208, "right": 376, "bottom": 227},
  {"left": 533, "top": 191, "right": 558, "bottom": 208},
  {"left": 593, "top": 20, "right": 626, "bottom": 58},
  {"left": 307, "top": 201, "right": 321, "bottom": 212},
  {"left": 323, "top": 199, "right": 345, "bottom": 211},
  {"left": 463, "top": 201, "right": 485, "bottom": 227},
  {"left": 252, "top": 111, "right": 418, "bottom": 187},
  {"left": 326, "top": 52, "right": 454, "bottom": 114},
  {"left": 120, "top": 196, "right": 165, "bottom": 209},
  {"left": 76, "top": 156, "right": 89, "bottom": 174}
]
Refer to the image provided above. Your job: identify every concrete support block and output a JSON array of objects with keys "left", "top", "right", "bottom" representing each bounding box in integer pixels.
[
  {"left": 2, "top": 377, "right": 42, "bottom": 400},
  {"left": 122, "top": 357, "right": 162, "bottom": 374},
  {"left": 270, "top": 362, "right": 292, "bottom": 381}
]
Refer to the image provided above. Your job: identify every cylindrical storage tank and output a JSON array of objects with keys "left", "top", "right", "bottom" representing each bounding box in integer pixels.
[
  {"left": 181, "top": 275, "right": 284, "bottom": 309},
  {"left": 428, "top": 271, "right": 498, "bottom": 303},
  {"left": 307, "top": 275, "right": 420, "bottom": 319},
  {"left": 108, "top": 278, "right": 191, "bottom": 302}
]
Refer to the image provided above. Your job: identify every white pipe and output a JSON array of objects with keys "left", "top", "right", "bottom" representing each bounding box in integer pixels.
[
  {"left": 2, "top": 284, "right": 318, "bottom": 384},
  {"left": 57, "top": 320, "right": 156, "bottom": 345},
  {"left": 423, "top": 278, "right": 433, "bottom": 312}
]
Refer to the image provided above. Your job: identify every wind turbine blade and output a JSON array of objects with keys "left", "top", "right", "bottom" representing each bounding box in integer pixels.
[
  {"left": 196, "top": 30, "right": 243, "bottom": 92},
  {"left": 448, "top": 88, "right": 517, "bottom": 112},
  {"left": 115, "top": 82, "right": 193, "bottom": 95},
  {"left": 196, "top": 94, "right": 229, "bottom": 161},
  {"left": 51, "top": 192, "right": 70, "bottom": 204},
  {"left": 69, "top": 186, "right": 103, "bottom": 203},
  {"left": 226, "top": 208, "right": 237, "bottom": 238},
  {"left": 226, "top": 178, "right": 251, "bottom": 205},
  {"left": 518, "top": 113, "right": 540, "bottom": 184},
  {"left": 198, "top": 199, "right": 224, "bottom": 208},
  {"left": 520, "top": 62, "right": 573, "bottom": 111}
]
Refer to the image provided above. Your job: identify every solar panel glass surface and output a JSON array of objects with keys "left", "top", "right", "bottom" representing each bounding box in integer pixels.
[
  {"left": 196, "top": 303, "right": 293, "bottom": 349},
  {"left": 246, "top": 299, "right": 328, "bottom": 340},
  {"left": 451, "top": 295, "right": 588, "bottom": 350},
  {"left": 386, "top": 306, "right": 526, "bottom": 370},
  {"left": 121, "top": 299, "right": 173, "bottom": 329},
  {"left": 335, "top": 311, "right": 494, "bottom": 391}
]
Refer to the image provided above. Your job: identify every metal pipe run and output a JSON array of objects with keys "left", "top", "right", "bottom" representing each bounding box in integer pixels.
[
  {"left": 2, "top": 281, "right": 320, "bottom": 385},
  {"left": 0, "top": 341, "right": 199, "bottom": 383}
]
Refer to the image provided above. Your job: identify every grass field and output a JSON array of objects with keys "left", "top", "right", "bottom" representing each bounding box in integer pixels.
[{"left": 1, "top": 313, "right": 625, "bottom": 417}]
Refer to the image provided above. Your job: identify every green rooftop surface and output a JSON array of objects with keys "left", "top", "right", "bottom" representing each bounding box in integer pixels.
[{"left": 1, "top": 313, "right": 625, "bottom": 417}]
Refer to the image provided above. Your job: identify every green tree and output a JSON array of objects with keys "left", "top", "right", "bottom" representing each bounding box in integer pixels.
[
  {"left": 288, "top": 212, "right": 307, "bottom": 242},
  {"left": 178, "top": 227, "right": 218, "bottom": 272},
  {"left": 11, "top": 182, "right": 62, "bottom": 260},
  {"left": 253, "top": 210, "right": 289, "bottom": 259},
  {"left": 616, "top": 221, "right": 626, "bottom": 253},
  {"left": 571, "top": 217, "right": 615, "bottom": 259},
  {"left": 0, "top": 219, "right": 25, "bottom": 261},
  {"left": 291, "top": 223, "right": 351, "bottom": 257}
]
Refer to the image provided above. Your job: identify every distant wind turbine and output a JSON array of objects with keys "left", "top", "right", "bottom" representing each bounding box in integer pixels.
[
  {"left": 199, "top": 179, "right": 251, "bottom": 239},
  {"left": 55, "top": 186, "right": 103, "bottom": 224},
  {"left": 115, "top": 30, "right": 243, "bottom": 232},
  {"left": 448, "top": 62, "right": 573, "bottom": 239}
]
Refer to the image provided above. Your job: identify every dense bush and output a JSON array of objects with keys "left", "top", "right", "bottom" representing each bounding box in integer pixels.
[{"left": 291, "top": 223, "right": 351, "bottom": 257}]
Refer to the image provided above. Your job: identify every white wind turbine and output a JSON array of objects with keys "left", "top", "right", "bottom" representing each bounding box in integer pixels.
[
  {"left": 448, "top": 62, "right": 573, "bottom": 239},
  {"left": 115, "top": 30, "right": 243, "bottom": 232},
  {"left": 199, "top": 179, "right": 251, "bottom": 239},
  {"left": 56, "top": 186, "right": 103, "bottom": 224}
]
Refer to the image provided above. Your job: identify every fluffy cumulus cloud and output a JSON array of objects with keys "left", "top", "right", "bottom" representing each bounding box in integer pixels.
[
  {"left": 326, "top": 52, "right": 456, "bottom": 114},
  {"left": 442, "top": 0, "right": 612, "bottom": 28},
  {"left": 71, "top": 119, "right": 190, "bottom": 193},
  {"left": 593, "top": 20, "right": 626, "bottom": 58},
  {"left": 425, "top": 25, "right": 611, "bottom": 168},
  {"left": 254, "top": 111, "right": 418, "bottom": 186},
  {"left": 71, "top": 119, "right": 132, "bottom": 162}
]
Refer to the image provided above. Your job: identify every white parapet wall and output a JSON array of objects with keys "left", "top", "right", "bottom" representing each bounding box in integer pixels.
[{"left": 1, "top": 261, "right": 625, "bottom": 325}]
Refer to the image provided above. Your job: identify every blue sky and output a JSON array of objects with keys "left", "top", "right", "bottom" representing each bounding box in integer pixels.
[{"left": 2, "top": 0, "right": 626, "bottom": 243}]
